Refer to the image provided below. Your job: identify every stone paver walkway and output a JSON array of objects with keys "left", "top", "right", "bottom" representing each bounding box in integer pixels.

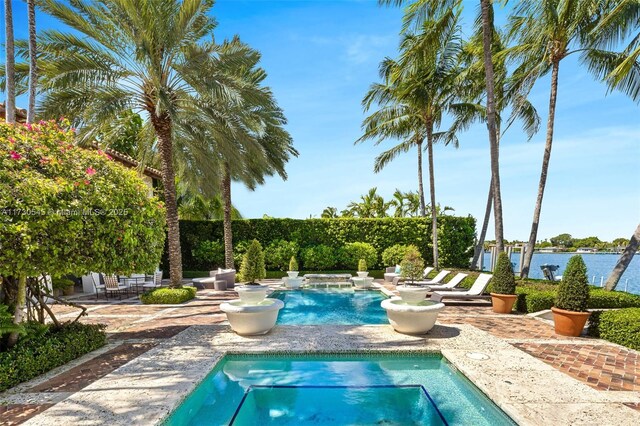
[{"left": 2, "top": 282, "right": 639, "bottom": 425}]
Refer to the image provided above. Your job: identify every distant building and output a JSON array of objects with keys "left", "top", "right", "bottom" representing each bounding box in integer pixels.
[
  {"left": 576, "top": 247, "right": 598, "bottom": 253},
  {"left": 538, "top": 247, "right": 561, "bottom": 253}
]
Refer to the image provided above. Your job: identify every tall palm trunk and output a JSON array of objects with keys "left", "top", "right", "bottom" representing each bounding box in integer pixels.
[
  {"left": 426, "top": 124, "right": 438, "bottom": 269},
  {"left": 605, "top": 223, "right": 640, "bottom": 291},
  {"left": 480, "top": 0, "right": 504, "bottom": 253},
  {"left": 521, "top": 60, "right": 560, "bottom": 278},
  {"left": 26, "top": 0, "right": 37, "bottom": 124},
  {"left": 221, "top": 162, "right": 234, "bottom": 269},
  {"left": 4, "top": 0, "right": 15, "bottom": 123},
  {"left": 416, "top": 137, "right": 426, "bottom": 217},
  {"left": 150, "top": 113, "right": 182, "bottom": 287},
  {"left": 7, "top": 275, "right": 26, "bottom": 348},
  {"left": 471, "top": 127, "right": 500, "bottom": 269}
]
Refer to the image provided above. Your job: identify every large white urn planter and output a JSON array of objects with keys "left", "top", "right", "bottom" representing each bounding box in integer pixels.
[
  {"left": 284, "top": 277, "right": 303, "bottom": 289},
  {"left": 356, "top": 271, "right": 369, "bottom": 278},
  {"left": 396, "top": 285, "right": 430, "bottom": 305},
  {"left": 352, "top": 277, "right": 374, "bottom": 289},
  {"left": 236, "top": 285, "right": 269, "bottom": 304},
  {"left": 220, "top": 299, "right": 285, "bottom": 335},
  {"left": 381, "top": 297, "right": 445, "bottom": 334},
  {"left": 287, "top": 271, "right": 299, "bottom": 279}
]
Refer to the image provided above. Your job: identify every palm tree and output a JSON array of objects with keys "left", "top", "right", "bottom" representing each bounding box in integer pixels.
[
  {"left": 359, "top": 9, "right": 466, "bottom": 268},
  {"left": 509, "top": 0, "right": 636, "bottom": 278},
  {"left": 321, "top": 207, "right": 339, "bottom": 218},
  {"left": 31, "top": 0, "right": 246, "bottom": 286},
  {"left": 3, "top": 0, "right": 15, "bottom": 123},
  {"left": 389, "top": 189, "right": 409, "bottom": 217},
  {"left": 26, "top": 0, "right": 37, "bottom": 123},
  {"left": 605, "top": 223, "right": 640, "bottom": 291},
  {"left": 346, "top": 187, "right": 389, "bottom": 218}
]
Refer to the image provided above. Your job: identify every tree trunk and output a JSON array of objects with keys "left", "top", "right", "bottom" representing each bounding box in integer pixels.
[
  {"left": 26, "top": 0, "right": 37, "bottom": 124},
  {"left": 480, "top": 0, "right": 504, "bottom": 253},
  {"left": 426, "top": 125, "right": 438, "bottom": 269},
  {"left": 605, "top": 223, "right": 640, "bottom": 291},
  {"left": 521, "top": 60, "right": 560, "bottom": 278},
  {"left": 416, "top": 138, "right": 426, "bottom": 217},
  {"left": 472, "top": 177, "right": 493, "bottom": 269},
  {"left": 222, "top": 162, "right": 234, "bottom": 269},
  {"left": 150, "top": 113, "right": 182, "bottom": 287},
  {"left": 4, "top": 0, "right": 15, "bottom": 123},
  {"left": 7, "top": 275, "right": 26, "bottom": 348}
]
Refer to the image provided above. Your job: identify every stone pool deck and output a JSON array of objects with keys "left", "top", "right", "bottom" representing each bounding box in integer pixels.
[{"left": 1, "top": 282, "right": 638, "bottom": 425}]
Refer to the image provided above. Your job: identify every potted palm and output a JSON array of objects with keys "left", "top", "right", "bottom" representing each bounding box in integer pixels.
[
  {"left": 53, "top": 277, "right": 75, "bottom": 297},
  {"left": 236, "top": 239, "right": 269, "bottom": 304},
  {"left": 356, "top": 259, "right": 368, "bottom": 278},
  {"left": 490, "top": 253, "right": 517, "bottom": 314},
  {"left": 552, "top": 255, "right": 590, "bottom": 336},
  {"left": 396, "top": 247, "right": 429, "bottom": 304},
  {"left": 287, "top": 256, "right": 299, "bottom": 278}
]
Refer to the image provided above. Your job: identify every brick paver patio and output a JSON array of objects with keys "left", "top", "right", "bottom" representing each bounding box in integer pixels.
[{"left": 2, "top": 283, "right": 638, "bottom": 425}]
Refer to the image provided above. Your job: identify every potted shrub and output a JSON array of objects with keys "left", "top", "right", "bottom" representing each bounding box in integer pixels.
[
  {"left": 552, "top": 255, "right": 591, "bottom": 336},
  {"left": 236, "top": 239, "right": 269, "bottom": 304},
  {"left": 287, "top": 256, "right": 299, "bottom": 278},
  {"left": 356, "top": 259, "right": 368, "bottom": 278},
  {"left": 490, "top": 252, "right": 517, "bottom": 314},
  {"left": 396, "top": 247, "right": 429, "bottom": 304},
  {"left": 52, "top": 277, "right": 75, "bottom": 297}
]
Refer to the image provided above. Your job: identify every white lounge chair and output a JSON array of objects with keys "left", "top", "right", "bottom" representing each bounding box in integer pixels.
[
  {"left": 409, "top": 270, "right": 450, "bottom": 286},
  {"left": 431, "top": 273, "right": 492, "bottom": 301},
  {"left": 428, "top": 272, "right": 468, "bottom": 291}
]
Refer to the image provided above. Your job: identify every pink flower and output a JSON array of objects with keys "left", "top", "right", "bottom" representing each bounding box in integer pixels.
[
  {"left": 9, "top": 151, "right": 22, "bottom": 160},
  {"left": 84, "top": 179, "right": 91, "bottom": 185},
  {"left": 86, "top": 167, "right": 96, "bottom": 176},
  {"left": 25, "top": 123, "right": 32, "bottom": 131},
  {"left": 106, "top": 154, "right": 113, "bottom": 160}
]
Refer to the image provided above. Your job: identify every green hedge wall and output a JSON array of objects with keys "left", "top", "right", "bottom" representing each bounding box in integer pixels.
[
  {"left": 167, "top": 216, "right": 476, "bottom": 271},
  {"left": 588, "top": 308, "right": 640, "bottom": 350},
  {"left": 515, "top": 285, "right": 640, "bottom": 314}
]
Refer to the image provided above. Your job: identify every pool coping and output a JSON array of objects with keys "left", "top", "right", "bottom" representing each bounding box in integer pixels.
[{"left": 21, "top": 321, "right": 640, "bottom": 426}]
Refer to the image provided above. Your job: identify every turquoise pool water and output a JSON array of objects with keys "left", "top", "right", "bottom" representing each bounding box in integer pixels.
[
  {"left": 165, "top": 353, "right": 516, "bottom": 425},
  {"left": 269, "top": 289, "right": 388, "bottom": 325}
]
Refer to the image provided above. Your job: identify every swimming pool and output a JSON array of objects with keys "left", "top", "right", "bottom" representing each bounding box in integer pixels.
[
  {"left": 269, "top": 289, "right": 388, "bottom": 325},
  {"left": 164, "top": 353, "right": 516, "bottom": 425}
]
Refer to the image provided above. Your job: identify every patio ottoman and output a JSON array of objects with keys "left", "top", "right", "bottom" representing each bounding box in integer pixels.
[{"left": 214, "top": 280, "right": 227, "bottom": 291}]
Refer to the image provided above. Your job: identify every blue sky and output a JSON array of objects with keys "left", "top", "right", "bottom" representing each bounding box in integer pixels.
[{"left": 4, "top": 0, "right": 639, "bottom": 242}]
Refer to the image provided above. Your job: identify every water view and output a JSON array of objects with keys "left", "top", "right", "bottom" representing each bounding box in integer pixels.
[{"left": 483, "top": 252, "right": 640, "bottom": 295}]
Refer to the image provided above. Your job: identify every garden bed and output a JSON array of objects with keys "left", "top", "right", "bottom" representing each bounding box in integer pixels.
[{"left": 140, "top": 287, "right": 197, "bottom": 304}]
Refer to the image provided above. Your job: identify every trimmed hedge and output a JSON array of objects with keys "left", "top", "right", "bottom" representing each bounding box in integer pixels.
[
  {"left": 515, "top": 285, "right": 640, "bottom": 314},
  {"left": 140, "top": 287, "right": 196, "bottom": 304},
  {"left": 588, "top": 308, "right": 640, "bottom": 350},
  {"left": 170, "top": 216, "right": 476, "bottom": 271},
  {"left": 0, "top": 322, "right": 106, "bottom": 392}
]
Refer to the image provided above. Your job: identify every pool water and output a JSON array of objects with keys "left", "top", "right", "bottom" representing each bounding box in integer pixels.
[
  {"left": 269, "top": 289, "right": 388, "bottom": 325},
  {"left": 164, "top": 353, "right": 516, "bottom": 426}
]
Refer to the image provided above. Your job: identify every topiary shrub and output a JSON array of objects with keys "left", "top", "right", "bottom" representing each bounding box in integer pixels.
[
  {"left": 400, "top": 246, "right": 425, "bottom": 285},
  {"left": 358, "top": 259, "right": 367, "bottom": 272},
  {"left": 300, "top": 245, "right": 337, "bottom": 271},
  {"left": 339, "top": 242, "right": 377, "bottom": 270},
  {"left": 239, "top": 239, "right": 266, "bottom": 284},
  {"left": 264, "top": 239, "right": 299, "bottom": 271},
  {"left": 191, "top": 240, "right": 224, "bottom": 270},
  {"left": 232, "top": 240, "right": 251, "bottom": 270},
  {"left": 289, "top": 256, "right": 298, "bottom": 272},
  {"left": 140, "top": 287, "right": 196, "bottom": 304},
  {"left": 555, "top": 255, "right": 590, "bottom": 312},
  {"left": 491, "top": 252, "right": 516, "bottom": 295},
  {"left": 588, "top": 308, "right": 640, "bottom": 350},
  {"left": 382, "top": 244, "right": 413, "bottom": 267}
]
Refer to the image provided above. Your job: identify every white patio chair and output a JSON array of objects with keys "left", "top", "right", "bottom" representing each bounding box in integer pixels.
[
  {"left": 142, "top": 271, "right": 163, "bottom": 291},
  {"left": 431, "top": 273, "right": 492, "bottom": 301},
  {"left": 102, "top": 274, "right": 128, "bottom": 300},
  {"left": 428, "top": 273, "right": 468, "bottom": 291}
]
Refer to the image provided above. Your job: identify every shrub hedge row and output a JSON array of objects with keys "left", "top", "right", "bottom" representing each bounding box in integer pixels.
[
  {"left": 0, "top": 322, "right": 106, "bottom": 392},
  {"left": 140, "top": 287, "right": 197, "bottom": 304},
  {"left": 169, "top": 217, "right": 476, "bottom": 271},
  {"left": 515, "top": 285, "right": 640, "bottom": 313},
  {"left": 588, "top": 308, "right": 640, "bottom": 350}
]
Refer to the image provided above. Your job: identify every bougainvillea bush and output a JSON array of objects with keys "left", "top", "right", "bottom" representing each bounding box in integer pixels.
[{"left": 0, "top": 120, "right": 166, "bottom": 279}]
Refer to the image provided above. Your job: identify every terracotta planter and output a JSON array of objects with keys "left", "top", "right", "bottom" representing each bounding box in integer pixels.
[
  {"left": 62, "top": 286, "right": 75, "bottom": 296},
  {"left": 490, "top": 293, "right": 517, "bottom": 314},
  {"left": 551, "top": 307, "right": 591, "bottom": 337}
]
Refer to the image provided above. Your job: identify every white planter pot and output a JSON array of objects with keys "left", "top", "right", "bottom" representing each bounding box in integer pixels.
[
  {"left": 381, "top": 297, "right": 445, "bottom": 334},
  {"left": 352, "top": 277, "right": 373, "bottom": 289},
  {"left": 284, "top": 277, "right": 303, "bottom": 289},
  {"left": 287, "top": 271, "right": 299, "bottom": 279},
  {"left": 236, "top": 285, "right": 269, "bottom": 304},
  {"left": 356, "top": 271, "right": 369, "bottom": 278},
  {"left": 220, "top": 299, "right": 285, "bottom": 335},
  {"left": 396, "top": 285, "right": 430, "bottom": 305}
]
